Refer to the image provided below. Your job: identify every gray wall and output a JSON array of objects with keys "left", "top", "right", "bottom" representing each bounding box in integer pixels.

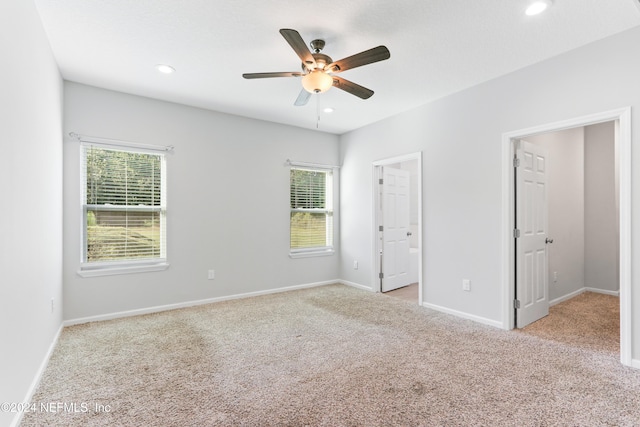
[
  {"left": 0, "top": 1, "right": 63, "bottom": 425},
  {"left": 63, "top": 82, "right": 340, "bottom": 321},
  {"left": 339, "top": 26, "right": 640, "bottom": 361},
  {"left": 526, "top": 128, "right": 585, "bottom": 302},
  {"left": 585, "top": 121, "right": 619, "bottom": 293}
]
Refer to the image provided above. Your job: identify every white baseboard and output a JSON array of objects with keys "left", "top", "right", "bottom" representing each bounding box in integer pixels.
[
  {"left": 549, "top": 288, "right": 586, "bottom": 307},
  {"left": 585, "top": 287, "right": 620, "bottom": 297},
  {"left": 421, "top": 302, "right": 503, "bottom": 329},
  {"left": 338, "top": 279, "right": 373, "bottom": 292},
  {"left": 64, "top": 280, "right": 336, "bottom": 326},
  {"left": 631, "top": 359, "right": 640, "bottom": 370},
  {"left": 550, "top": 287, "right": 620, "bottom": 307},
  {"left": 10, "top": 324, "right": 64, "bottom": 427}
]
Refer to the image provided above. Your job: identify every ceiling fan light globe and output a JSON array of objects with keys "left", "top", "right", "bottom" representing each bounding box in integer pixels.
[{"left": 302, "top": 70, "right": 333, "bottom": 94}]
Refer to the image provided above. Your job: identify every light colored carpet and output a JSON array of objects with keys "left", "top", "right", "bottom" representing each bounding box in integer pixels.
[
  {"left": 517, "top": 291, "right": 620, "bottom": 354},
  {"left": 21, "top": 284, "right": 640, "bottom": 426}
]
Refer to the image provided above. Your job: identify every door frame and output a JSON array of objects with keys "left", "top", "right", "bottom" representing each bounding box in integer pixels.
[
  {"left": 372, "top": 152, "right": 423, "bottom": 304},
  {"left": 501, "top": 107, "right": 632, "bottom": 366}
]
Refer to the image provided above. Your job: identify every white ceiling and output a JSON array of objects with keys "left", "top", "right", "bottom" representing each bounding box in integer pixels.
[{"left": 34, "top": 0, "right": 640, "bottom": 135}]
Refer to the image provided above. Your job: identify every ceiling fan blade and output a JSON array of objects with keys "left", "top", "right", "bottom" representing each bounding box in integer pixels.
[
  {"left": 243, "top": 72, "right": 303, "bottom": 79},
  {"left": 327, "top": 46, "right": 390, "bottom": 73},
  {"left": 332, "top": 76, "right": 374, "bottom": 99},
  {"left": 279, "top": 29, "right": 317, "bottom": 70},
  {"left": 294, "top": 89, "right": 311, "bottom": 106}
]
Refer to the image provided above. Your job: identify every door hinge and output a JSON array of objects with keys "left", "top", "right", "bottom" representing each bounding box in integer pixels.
[
  {"left": 514, "top": 299, "right": 521, "bottom": 309},
  {"left": 513, "top": 157, "right": 520, "bottom": 168},
  {"left": 379, "top": 225, "right": 384, "bottom": 232},
  {"left": 379, "top": 178, "right": 384, "bottom": 185},
  {"left": 379, "top": 272, "right": 384, "bottom": 279},
  {"left": 514, "top": 229, "right": 520, "bottom": 238}
]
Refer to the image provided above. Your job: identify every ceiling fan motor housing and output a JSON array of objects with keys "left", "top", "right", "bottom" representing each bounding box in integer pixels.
[{"left": 301, "top": 53, "right": 333, "bottom": 72}]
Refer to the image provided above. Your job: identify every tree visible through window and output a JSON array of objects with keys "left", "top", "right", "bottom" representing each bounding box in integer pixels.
[
  {"left": 290, "top": 167, "right": 333, "bottom": 254},
  {"left": 82, "top": 144, "right": 166, "bottom": 265}
]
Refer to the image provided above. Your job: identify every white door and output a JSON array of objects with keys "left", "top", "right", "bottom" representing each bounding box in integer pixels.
[
  {"left": 515, "top": 140, "right": 550, "bottom": 327},
  {"left": 381, "top": 166, "right": 411, "bottom": 292}
]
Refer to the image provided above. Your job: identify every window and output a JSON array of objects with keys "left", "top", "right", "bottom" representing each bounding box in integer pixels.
[
  {"left": 80, "top": 143, "right": 167, "bottom": 275},
  {"left": 290, "top": 166, "right": 334, "bottom": 257}
]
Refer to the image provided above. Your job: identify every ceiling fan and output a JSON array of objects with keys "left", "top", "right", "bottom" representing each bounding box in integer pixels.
[{"left": 243, "top": 29, "right": 390, "bottom": 106}]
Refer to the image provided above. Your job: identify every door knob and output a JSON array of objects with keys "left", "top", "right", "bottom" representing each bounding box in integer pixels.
[
  {"left": 407, "top": 231, "right": 412, "bottom": 236},
  {"left": 545, "top": 238, "right": 554, "bottom": 244}
]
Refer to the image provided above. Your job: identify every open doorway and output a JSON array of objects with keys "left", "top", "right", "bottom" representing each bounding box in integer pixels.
[
  {"left": 372, "top": 152, "right": 423, "bottom": 305},
  {"left": 513, "top": 123, "right": 620, "bottom": 353},
  {"left": 501, "top": 108, "right": 632, "bottom": 367}
]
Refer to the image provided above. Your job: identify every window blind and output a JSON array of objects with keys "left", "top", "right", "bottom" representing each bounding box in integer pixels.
[
  {"left": 81, "top": 143, "right": 166, "bottom": 264},
  {"left": 290, "top": 167, "right": 333, "bottom": 252}
]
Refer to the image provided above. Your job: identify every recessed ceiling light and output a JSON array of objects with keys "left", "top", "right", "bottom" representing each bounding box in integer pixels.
[
  {"left": 155, "top": 64, "right": 175, "bottom": 74},
  {"left": 323, "top": 107, "right": 334, "bottom": 113},
  {"left": 526, "top": 0, "right": 553, "bottom": 16}
]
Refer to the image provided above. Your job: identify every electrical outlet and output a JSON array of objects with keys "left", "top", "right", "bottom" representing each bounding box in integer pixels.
[
  {"left": 353, "top": 260, "right": 358, "bottom": 270},
  {"left": 553, "top": 271, "right": 558, "bottom": 283},
  {"left": 51, "top": 298, "right": 54, "bottom": 313},
  {"left": 208, "top": 270, "right": 215, "bottom": 280},
  {"left": 462, "top": 279, "right": 471, "bottom": 292}
]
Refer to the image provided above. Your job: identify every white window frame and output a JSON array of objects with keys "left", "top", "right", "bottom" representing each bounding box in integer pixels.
[
  {"left": 77, "top": 138, "right": 169, "bottom": 277},
  {"left": 289, "top": 163, "right": 336, "bottom": 258}
]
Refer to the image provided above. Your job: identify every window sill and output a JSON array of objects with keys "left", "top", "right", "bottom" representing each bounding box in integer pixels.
[
  {"left": 78, "top": 262, "right": 169, "bottom": 278},
  {"left": 289, "top": 249, "right": 335, "bottom": 259}
]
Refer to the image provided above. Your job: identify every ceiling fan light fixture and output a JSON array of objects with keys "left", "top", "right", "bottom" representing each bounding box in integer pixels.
[
  {"left": 302, "top": 70, "right": 333, "bottom": 94},
  {"left": 525, "top": 0, "right": 553, "bottom": 16}
]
